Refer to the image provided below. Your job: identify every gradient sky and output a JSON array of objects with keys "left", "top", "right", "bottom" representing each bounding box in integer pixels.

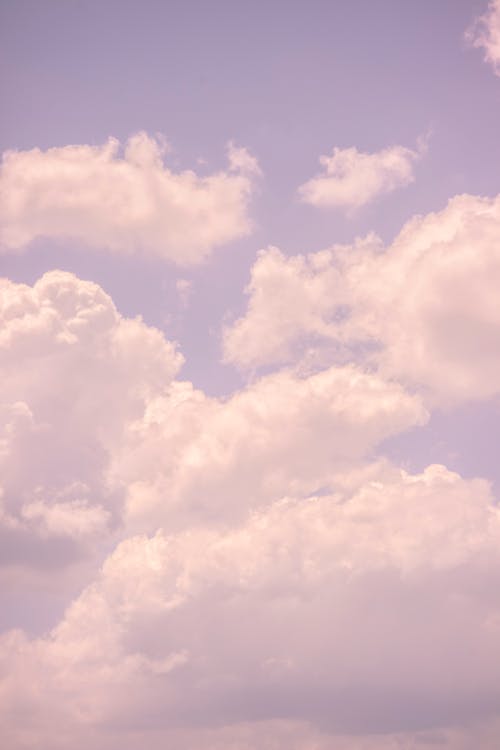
[{"left": 1, "top": 2, "right": 500, "bottom": 749}]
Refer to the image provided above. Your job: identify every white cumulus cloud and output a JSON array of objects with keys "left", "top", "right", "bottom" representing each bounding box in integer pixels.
[
  {"left": 0, "top": 271, "right": 182, "bottom": 574},
  {"left": 0, "top": 132, "right": 259, "bottom": 264},
  {"left": 224, "top": 192, "right": 500, "bottom": 405},
  {"left": 0, "top": 271, "right": 425, "bottom": 580},
  {"left": 111, "top": 365, "right": 426, "bottom": 532}
]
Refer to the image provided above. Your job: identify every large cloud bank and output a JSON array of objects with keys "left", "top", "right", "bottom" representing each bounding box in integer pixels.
[
  {"left": 3, "top": 464, "right": 500, "bottom": 749},
  {"left": 1, "top": 257, "right": 500, "bottom": 749}
]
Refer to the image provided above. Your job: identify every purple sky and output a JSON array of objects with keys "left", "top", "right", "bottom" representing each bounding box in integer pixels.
[{"left": 1, "top": 1, "right": 500, "bottom": 748}]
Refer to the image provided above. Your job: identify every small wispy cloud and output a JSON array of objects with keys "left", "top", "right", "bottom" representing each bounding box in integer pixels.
[
  {"left": 466, "top": 0, "right": 500, "bottom": 76},
  {"left": 298, "top": 139, "right": 426, "bottom": 211}
]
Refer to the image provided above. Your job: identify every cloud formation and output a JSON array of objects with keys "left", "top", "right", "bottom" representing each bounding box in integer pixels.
[
  {"left": 2, "top": 2, "right": 500, "bottom": 746},
  {"left": 224, "top": 193, "right": 500, "bottom": 405},
  {"left": 1, "top": 270, "right": 499, "bottom": 748},
  {"left": 0, "top": 270, "right": 424, "bottom": 580},
  {"left": 1, "top": 463, "right": 499, "bottom": 748},
  {"left": 298, "top": 142, "right": 423, "bottom": 210},
  {"left": 113, "top": 365, "right": 426, "bottom": 532},
  {"left": 467, "top": 0, "right": 500, "bottom": 76},
  {"left": 0, "top": 133, "right": 259, "bottom": 264},
  {"left": 0, "top": 271, "right": 182, "bottom": 572}
]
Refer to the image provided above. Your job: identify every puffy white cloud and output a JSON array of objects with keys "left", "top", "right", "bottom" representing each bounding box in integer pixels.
[
  {"left": 467, "top": 0, "right": 500, "bottom": 76},
  {"left": 224, "top": 193, "right": 500, "bottom": 405},
  {"left": 1, "top": 463, "right": 499, "bottom": 747},
  {"left": 298, "top": 142, "right": 423, "bottom": 210},
  {"left": 223, "top": 242, "right": 353, "bottom": 369},
  {"left": 1, "top": 269, "right": 498, "bottom": 748},
  {"left": 0, "top": 271, "right": 182, "bottom": 569},
  {"left": 0, "top": 268, "right": 427, "bottom": 587},
  {"left": 0, "top": 132, "right": 259, "bottom": 264},
  {"left": 112, "top": 366, "right": 426, "bottom": 531}
]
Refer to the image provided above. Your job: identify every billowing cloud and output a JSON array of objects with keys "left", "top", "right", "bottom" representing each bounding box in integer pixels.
[
  {"left": 223, "top": 242, "right": 350, "bottom": 369},
  {"left": 0, "top": 270, "right": 425, "bottom": 580},
  {"left": 0, "top": 133, "right": 259, "bottom": 264},
  {"left": 1, "top": 464, "right": 499, "bottom": 748},
  {"left": 112, "top": 366, "right": 426, "bottom": 531},
  {"left": 298, "top": 141, "right": 423, "bottom": 210},
  {"left": 1, "top": 271, "right": 499, "bottom": 749},
  {"left": 224, "top": 193, "right": 500, "bottom": 405},
  {"left": 0, "top": 271, "right": 182, "bottom": 570},
  {"left": 467, "top": 0, "right": 500, "bottom": 76}
]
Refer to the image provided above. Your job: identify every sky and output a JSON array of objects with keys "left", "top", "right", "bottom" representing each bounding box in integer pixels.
[{"left": 1, "top": 1, "right": 500, "bottom": 748}]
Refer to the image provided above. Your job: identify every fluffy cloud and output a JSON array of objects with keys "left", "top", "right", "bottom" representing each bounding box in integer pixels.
[
  {"left": 467, "top": 0, "right": 500, "bottom": 76},
  {"left": 0, "top": 133, "right": 259, "bottom": 264},
  {"left": 224, "top": 193, "right": 500, "bottom": 405},
  {"left": 112, "top": 366, "right": 426, "bottom": 531},
  {"left": 0, "top": 270, "right": 425, "bottom": 544},
  {"left": 0, "top": 271, "right": 182, "bottom": 571},
  {"left": 0, "top": 269, "right": 427, "bottom": 585},
  {"left": 223, "top": 243, "right": 350, "bottom": 369},
  {"left": 1, "top": 464, "right": 499, "bottom": 748},
  {"left": 1, "top": 270, "right": 498, "bottom": 749},
  {"left": 298, "top": 142, "right": 423, "bottom": 210}
]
